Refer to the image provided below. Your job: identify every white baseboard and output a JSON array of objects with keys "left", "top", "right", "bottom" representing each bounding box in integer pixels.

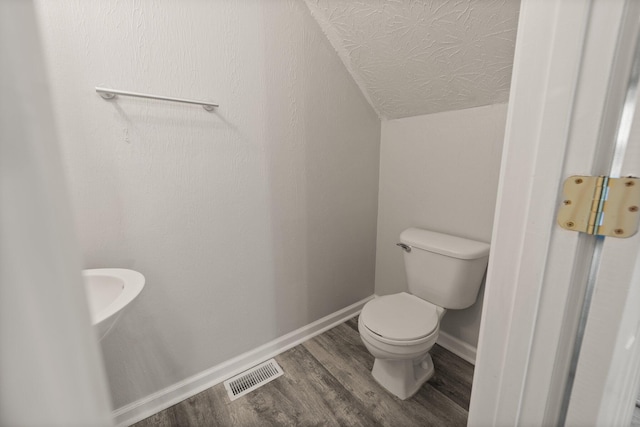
[
  {"left": 113, "top": 295, "right": 374, "bottom": 427},
  {"left": 437, "top": 331, "right": 477, "bottom": 365}
]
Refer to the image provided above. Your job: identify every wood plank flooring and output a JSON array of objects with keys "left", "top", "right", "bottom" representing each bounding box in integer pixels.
[{"left": 133, "top": 317, "right": 474, "bottom": 427}]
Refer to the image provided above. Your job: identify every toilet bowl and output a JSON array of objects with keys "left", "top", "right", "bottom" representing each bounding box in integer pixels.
[
  {"left": 359, "top": 292, "right": 444, "bottom": 399},
  {"left": 358, "top": 228, "right": 490, "bottom": 400}
]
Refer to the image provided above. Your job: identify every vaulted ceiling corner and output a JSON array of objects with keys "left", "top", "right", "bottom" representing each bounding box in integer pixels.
[{"left": 304, "top": 0, "right": 520, "bottom": 120}]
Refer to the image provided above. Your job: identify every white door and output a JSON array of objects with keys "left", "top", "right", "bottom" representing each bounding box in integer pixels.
[
  {"left": 468, "top": 0, "right": 640, "bottom": 425},
  {"left": 0, "top": 1, "right": 113, "bottom": 425}
]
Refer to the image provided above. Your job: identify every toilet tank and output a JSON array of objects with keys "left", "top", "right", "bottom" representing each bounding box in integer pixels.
[{"left": 400, "top": 228, "right": 490, "bottom": 310}]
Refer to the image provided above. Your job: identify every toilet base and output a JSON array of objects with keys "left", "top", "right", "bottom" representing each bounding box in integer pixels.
[{"left": 371, "top": 353, "right": 434, "bottom": 400}]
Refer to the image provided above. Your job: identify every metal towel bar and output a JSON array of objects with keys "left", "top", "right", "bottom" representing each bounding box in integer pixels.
[{"left": 95, "top": 87, "right": 218, "bottom": 111}]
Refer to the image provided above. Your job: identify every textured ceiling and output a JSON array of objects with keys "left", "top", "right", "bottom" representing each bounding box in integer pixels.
[{"left": 305, "top": 0, "right": 520, "bottom": 119}]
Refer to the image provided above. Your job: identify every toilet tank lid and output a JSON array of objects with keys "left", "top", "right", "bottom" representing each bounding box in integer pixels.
[{"left": 400, "top": 228, "right": 490, "bottom": 260}]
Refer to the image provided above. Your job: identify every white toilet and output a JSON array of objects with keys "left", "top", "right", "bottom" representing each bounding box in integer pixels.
[{"left": 359, "top": 227, "right": 490, "bottom": 400}]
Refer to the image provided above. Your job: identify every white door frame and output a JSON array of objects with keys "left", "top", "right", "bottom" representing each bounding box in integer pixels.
[{"left": 469, "top": 0, "right": 640, "bottom": 425}]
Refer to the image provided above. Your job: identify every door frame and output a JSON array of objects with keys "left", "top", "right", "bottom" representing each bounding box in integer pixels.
[{"left": 469, "top": 0, "right": 640, "bottom": 425}]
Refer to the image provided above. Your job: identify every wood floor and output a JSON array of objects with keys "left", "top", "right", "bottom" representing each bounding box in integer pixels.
[{"left": 133, "top": 317, "right": 474, "bottom": 427}]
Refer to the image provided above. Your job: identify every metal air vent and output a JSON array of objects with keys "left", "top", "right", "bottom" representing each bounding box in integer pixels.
[{"left": 223, "top": 359, "right": 283, "bottom": 401}]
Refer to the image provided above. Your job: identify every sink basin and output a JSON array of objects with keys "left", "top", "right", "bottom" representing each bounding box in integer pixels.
[{"left": 83, "top": 268, "right": 145, "bottom": 341}]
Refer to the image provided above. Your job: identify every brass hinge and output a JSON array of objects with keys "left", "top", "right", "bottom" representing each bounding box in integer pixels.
[{"left": 557, "top": 176, "right": 640, "bottom": 238}]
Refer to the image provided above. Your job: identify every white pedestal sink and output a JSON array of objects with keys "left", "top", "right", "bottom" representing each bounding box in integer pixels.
[{"left": 83, "top": 268, "right": 145, "bottom": 341}]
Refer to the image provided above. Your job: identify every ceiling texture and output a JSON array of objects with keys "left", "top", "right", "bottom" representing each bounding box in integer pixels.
[{"left": 304, "top": 0, "right": 520, "bottom": 120}]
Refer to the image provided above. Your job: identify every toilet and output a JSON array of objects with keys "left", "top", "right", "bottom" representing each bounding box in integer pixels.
[{"left": 358, "top": 227, "right": 490, "bottom": 400}]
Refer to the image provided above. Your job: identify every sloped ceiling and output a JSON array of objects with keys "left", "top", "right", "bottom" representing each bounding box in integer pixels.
[{"left": 305, "top": 0, "right": 520, "bottom": 120}]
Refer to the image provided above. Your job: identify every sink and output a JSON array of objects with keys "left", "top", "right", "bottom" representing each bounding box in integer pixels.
[{"left": 83, "top": 268, "right": 145, "bottom": 341}]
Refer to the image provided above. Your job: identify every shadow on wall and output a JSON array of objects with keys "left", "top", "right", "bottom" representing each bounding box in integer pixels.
[
  {"left": 261, "top": 0, "right": 381, "bottom": 337},
  {"left": 439, "top": 276, "right": 487, "bottom": 348},
  {"left": 86, "top": 102, "right": 246, "bottom": 406},
  {"left": 99, "top": 283, "right": 187, "bottom": 403}
]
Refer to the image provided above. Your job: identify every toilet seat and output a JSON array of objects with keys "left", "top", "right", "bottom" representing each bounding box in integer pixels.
[{"left": 361, "top": 293, "right": 439, "bottom": 343}]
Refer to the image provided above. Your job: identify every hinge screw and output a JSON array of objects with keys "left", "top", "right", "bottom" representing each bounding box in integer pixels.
[
  {"left": 630, "top": 206, "right": 639, "bottom": 212},
  {"left": 625, "top": 181, "right": 635, "bottom": 187},
  {"left": 563, "top": 200, "right": 572, "bottom": 205},
  {"left": 615, "top": 228, "right": 624, "bottom": 235},
  {"left": 566, "top": 221, "right": 575, "bottom": 228},
  {"left": 575, "top": 178, "right": 583, "bottom": 184}
]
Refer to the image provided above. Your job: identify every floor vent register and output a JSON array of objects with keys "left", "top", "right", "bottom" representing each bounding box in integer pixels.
[{"left": 223, "top": 359, "right": 284, "bottom": 401}]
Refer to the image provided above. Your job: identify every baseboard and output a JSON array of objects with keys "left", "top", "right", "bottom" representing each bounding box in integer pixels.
[
  {"left": 112, "top": 294, "right": 374, "bottom": 426},
  {"left": 437, "top": 331, "right": 477, "bottom": 365}
]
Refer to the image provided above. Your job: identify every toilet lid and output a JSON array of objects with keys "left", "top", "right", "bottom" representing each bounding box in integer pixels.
[{"left": 361, "top": 293, "right": 439, "bottom": 341}]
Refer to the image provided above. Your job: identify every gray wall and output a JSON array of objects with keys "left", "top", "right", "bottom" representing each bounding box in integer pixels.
[{"left": 36, "top": 0, "right": 380, "bottom": 409}]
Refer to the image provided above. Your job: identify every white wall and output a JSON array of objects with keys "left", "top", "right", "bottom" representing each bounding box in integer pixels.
[
  {"left": 35, "top": 0, "right": 380, "bottom": 409},
  {"left": 375, "top": 104, "right": 507, "bottom": 347}
]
